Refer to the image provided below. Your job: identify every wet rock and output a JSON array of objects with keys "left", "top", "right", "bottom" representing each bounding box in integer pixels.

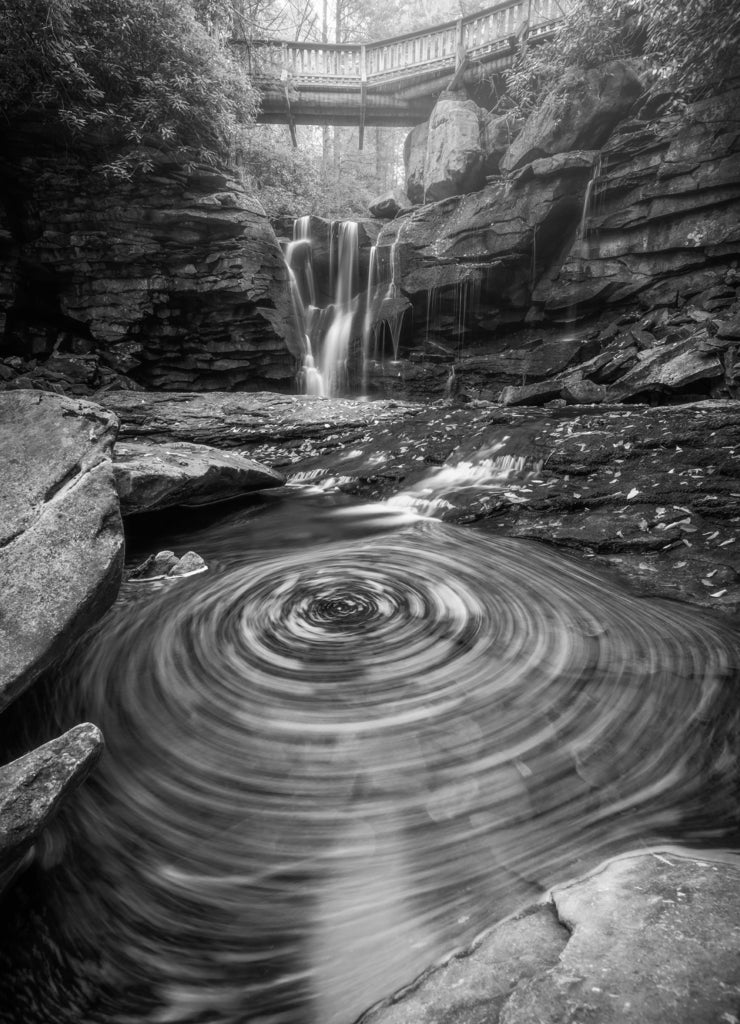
[
  {"left": 99, "top": 391, "right": 424, "bottom": 454},
  {"left": 363, "top": 850, "right": 740, "bottom": 1024},
  {"left": 502, "top": 852, "right": 740, "bottom": 1024},
  {"left": 0, "top": 392, "right": 124, "bottom": 712},
  {"left": 535, "top": 87, "right": 740, "bottom": 319},
  {"left": 509, "top": 149, "right": 599, "bottom": 185},
  {"left": 500, "top": 380, "right": 563, "bottom": 406},
  {"left": 404, "top": 122, "right": 429, "bottom": 204},
  {"left": 377, "top": 162, "right": 592, "bottom": 328},
  {"left": 0, "top": 724, "right": 104, "bottom": 877},
  {"left": 368, "top": 190, "right": 413, "bottom": 219},
  {"left": 481, "top": 109, "right": 525, "bottom": 175},
  {"left": 275, "top": 399, "right": 740, "bottom": 615},
  {"left": 113, "top": 440, "right": 285, "bottom": 515},
  {"left": 500, "top": 60, "right": 644, "bottom": 173},
  {"left": 423, "top": 94, "right": 487, "bottom": 201},
  {"left": 129, "top": 550, "right": 180, "bottom": 579},
  {"left": 0, "top": 131, "right": 302, "bottom": 392},
  {"left": 718, "top": 313, "right": 740, "bottom": 340},
  {"left": 360, "top": 903, "right": 567, "bottom": 1024},
  {"left": 129, "top": 550, "right": 207, "bottom": 581},
  {"left": 561, "top": 379, "right": 607, "bottom": 404},
  {"left": 609, "top": 339, "right": 723, "bottom": 400}
]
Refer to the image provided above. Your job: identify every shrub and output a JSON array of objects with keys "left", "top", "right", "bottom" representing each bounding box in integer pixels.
[
  {"left": 506, "top": 0, "right": 740, "bottom": 113},
  {"left": 0, "top": 0, "right": 258, "bottom": 176}
]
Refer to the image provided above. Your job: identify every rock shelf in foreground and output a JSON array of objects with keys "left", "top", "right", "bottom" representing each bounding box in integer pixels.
[
  {"left": 0, "top": 391, "right": 124, "bottom": 712},
  {"left": 113, "top": 439, "right": 285, "bottom": 515},
  {"left": 361, "top": 850, "right": 740, "bottom": 1024}
]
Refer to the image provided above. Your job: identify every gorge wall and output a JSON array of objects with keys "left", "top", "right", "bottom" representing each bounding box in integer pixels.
[
  {"left": 369, "top": 68, "right": 740, "bottom": 400},
  {"left": 0, "top": 126, "right": 303, "bottom": 395}
]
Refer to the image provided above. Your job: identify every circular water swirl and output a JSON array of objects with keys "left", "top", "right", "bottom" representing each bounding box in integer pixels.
[{"left": 41, "top": 519, "right": 740, "bottom": 1024}]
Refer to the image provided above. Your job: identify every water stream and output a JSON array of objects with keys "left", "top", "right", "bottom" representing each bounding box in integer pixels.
[{"left": 2, "top": 462, "right": 739, "bottom": 1024}]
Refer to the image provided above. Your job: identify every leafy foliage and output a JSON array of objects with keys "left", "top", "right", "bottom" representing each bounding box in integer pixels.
[
  {"left": 0, "top": 0, "right": 258, "bottom": 176},
  {"left": 506, "top": 0, "right": 740, "bottom": 114},
  {"left": 239, "top": 125, "right": 397, "bottom": 220},
  {"left": 646, "top": 0, "right": 740, "bottom": 99}
]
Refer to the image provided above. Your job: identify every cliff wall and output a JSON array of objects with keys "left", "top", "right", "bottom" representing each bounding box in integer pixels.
[{"left": 0, "top": 127, "right": 302, "bottom": 394}]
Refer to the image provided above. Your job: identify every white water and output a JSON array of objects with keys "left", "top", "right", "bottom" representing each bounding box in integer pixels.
[
  {"left": 578, "top": 156, "right": 604, "bottom": 240},
  {"left": 318, "top": 221, "right": 359, "bottom": 396}
]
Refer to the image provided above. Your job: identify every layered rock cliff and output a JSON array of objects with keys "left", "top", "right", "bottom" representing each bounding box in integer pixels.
[
  {"left": 382, "top": 70, "right": 740, "bottom": 379},
  {"left": 0, "top": 126, "right": 303, "bottom": 393}
]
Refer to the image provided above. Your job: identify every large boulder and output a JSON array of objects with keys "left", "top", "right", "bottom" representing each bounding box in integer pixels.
[
  {"left": 0, "top": 724, "right": 103, "bottom": 880},
  {"left": 113, "top": 440, "right": 285, "bottom": 514},
  {"left": 481, "top": 108, "right": 525, "bottom": 176},
  {"left": 404, "top": 121, "right": 429, "bottom": 205},
  {"left": 423, "top": 94, "right": 487, "bottom": 201},
  {"left": 368, "top": 190, "right": 413, "bottom": 220},
  {"left": 500, "top": 60, "right": 644, "bottom": 173},
  {"left": 0, "top": 391, "right": 124, "bottom": 711},
  {"left": 362, "top": 851, "right": 740, "bottom": 1024}
]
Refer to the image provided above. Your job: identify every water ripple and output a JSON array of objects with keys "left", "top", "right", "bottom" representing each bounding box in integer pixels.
[{"left": 45, "top": 517, "right": 740, "bottom": 1024}]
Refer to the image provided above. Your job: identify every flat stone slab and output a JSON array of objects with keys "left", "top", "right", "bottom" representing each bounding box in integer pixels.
[
  {"left": 245, "top": 399, "right": 740, "bottom": 616},
  {"left": 362, "top": 850, "right": 740, "bottom": 1024},
  {"left": 113, "top": 440, "right": 285, "bottom": 514},
  {"left": 0, "top": 724, "right": 103, "bottom": 876},
  {"left": 0, "top": 392, "right": 124, "bottom": 711},
  {"left": 100, "top": 391, "right": 423, "bottom": 447}
]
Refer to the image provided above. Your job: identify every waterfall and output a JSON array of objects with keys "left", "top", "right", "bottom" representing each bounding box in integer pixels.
[
  {"left": 578, "top": 155, "right": 604, "bottom": 240},
  {"left": 287, "top": 217, "right": 408, "bottom": 399},
  {"left": 319, "top": 221, "right": 359, "bottom": 397}
]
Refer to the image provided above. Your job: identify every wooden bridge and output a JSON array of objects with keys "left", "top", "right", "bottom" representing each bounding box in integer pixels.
[{"left": 235, "top": 0, "right": 572, "bottom": 144}]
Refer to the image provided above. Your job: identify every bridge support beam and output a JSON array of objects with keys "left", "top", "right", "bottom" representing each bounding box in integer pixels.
[{"left": 359, "top": 44, "right": 367, "bottom": 150}]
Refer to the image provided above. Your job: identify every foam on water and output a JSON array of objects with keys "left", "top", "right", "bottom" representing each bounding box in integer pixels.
[{"left": 5, "top": 491, "right": 739, "bottom": 1024}]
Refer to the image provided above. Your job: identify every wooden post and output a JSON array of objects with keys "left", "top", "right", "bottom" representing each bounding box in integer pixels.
[
  {"left": 455, "top": 17, "right": 464, "bottom": 68},
  {"left": 359, "top": 43, "right": 367, "bottom": 150},
  {"left": 283, "top": 85, "right": 297, "bottom": 147}
]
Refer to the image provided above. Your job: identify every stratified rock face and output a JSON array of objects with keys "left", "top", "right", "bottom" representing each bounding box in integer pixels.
[
  {"left": 99, "top": 390, "right": 423, "bottom": 448},
  {"left": 0, "top": 391, "right": 124, "bottom": 711},
  {"left": 362, "top": 851, "right": 740, "bottom": 1024},
  {"left": 534, "top": 87, "right": 740, "bottom": 319},
  {"left": 424, "top": 94, "right": 487, "bottom": 202},
  {"left": 113, "top": 440, "right": 285, "bottom": 515},
  {"left": 500, "top": 60, "right": 644, "bottom": 173},
  {"left": 0, "top": 130, "right": 303, "bottom": 392},
  {"left": 378, "top": 151, "right": 595, "bottom": 332},
  {"left": 0, "top": 724, "right": 103, "bottom": 875}
]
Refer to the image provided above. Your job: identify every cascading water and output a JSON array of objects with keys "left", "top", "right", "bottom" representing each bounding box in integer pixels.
[
  {"left": 319, "top": 221, "right": 359, "bottom": 397},
  {"left": 286, "top": 219, "right": 361, "bottom": 399},
  {"left": 361, "top": 242, "right": 406, "bottom": 391},
  {"left": 2, "top": 452, "right": 740, "bottom": 1024},
  {"left": 578, "top": 155, "right": 604, "bottom": 240}
]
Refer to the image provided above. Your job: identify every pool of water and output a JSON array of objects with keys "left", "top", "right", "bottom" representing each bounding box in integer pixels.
[{"left": 2, "top": 488, "right": 739, "bottom": 1024}]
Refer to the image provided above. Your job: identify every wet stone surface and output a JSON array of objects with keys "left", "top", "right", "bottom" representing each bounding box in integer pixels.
[{"left": 227, "top": 399, "right": 740, "bottom": 617}]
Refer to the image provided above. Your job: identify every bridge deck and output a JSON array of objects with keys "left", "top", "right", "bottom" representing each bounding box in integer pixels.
[{"left": 234, "top": 0, "right": 572, "bottom": 136}]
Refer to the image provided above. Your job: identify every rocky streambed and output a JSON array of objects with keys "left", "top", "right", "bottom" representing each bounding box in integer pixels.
[{"left": 1, "top": 387, "right": 740, "bottom": 1024}]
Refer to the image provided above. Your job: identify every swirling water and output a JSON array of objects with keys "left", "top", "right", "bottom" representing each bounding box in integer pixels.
[{"left": 7, "top": 487, "right": 740, "bottom": 1024}]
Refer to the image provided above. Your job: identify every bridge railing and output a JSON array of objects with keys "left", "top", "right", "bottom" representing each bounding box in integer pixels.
[{"left": 245, "top": 0, "right": 573, "bottom": 85}]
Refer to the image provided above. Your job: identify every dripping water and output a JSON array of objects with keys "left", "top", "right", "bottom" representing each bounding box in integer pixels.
[{"left": 578, "top": 155, "right": 604, "bottom": 241}]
